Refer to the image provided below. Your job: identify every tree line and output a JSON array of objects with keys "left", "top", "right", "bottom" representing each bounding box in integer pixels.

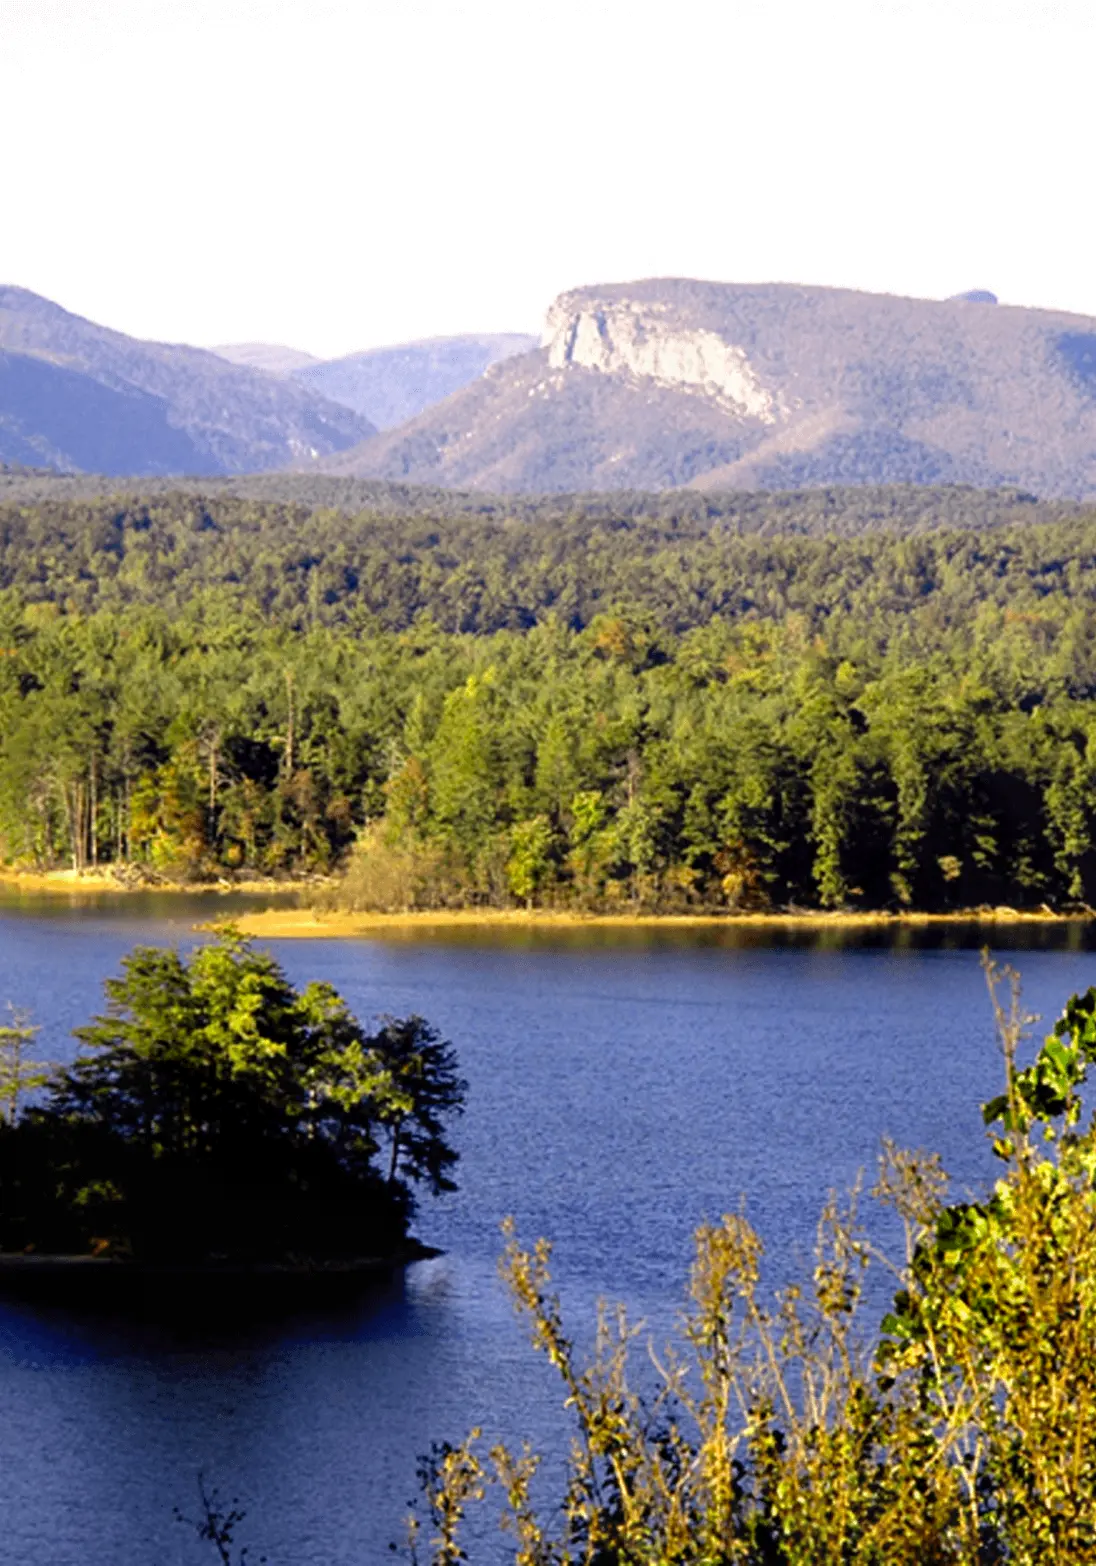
[{"left": 1, "top": 470, "right": 1084, "bottom": 534}]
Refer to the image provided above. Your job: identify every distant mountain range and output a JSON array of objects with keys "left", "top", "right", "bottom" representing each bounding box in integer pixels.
[
  {"left": 213, "top": 343, "right": 322, "bottom": 376},
  {"left": 6, "top": 279, "right": 1096, "bottom": 496},
  {"left": 214, "top": 334, "right": 538, "bottom": 429},
  {"left": 320, "top": 280, "right": 1096, "bottom": 497},
  {"left": 293, "top": 335, "right": 540, "bottom": 429},
  {"left": 0, "top": 288, "right": 371, "bottom": 475}
]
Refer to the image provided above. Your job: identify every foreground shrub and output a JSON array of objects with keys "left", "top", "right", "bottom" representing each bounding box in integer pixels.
[{"left": 409, "top": 964, "right": 1096, "bottom": 1565}]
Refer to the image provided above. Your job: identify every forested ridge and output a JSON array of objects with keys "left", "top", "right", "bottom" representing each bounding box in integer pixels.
[
  {"left": 0, "top": 487, "right": 1093, "bottom": 629},
  {"left": 5, "top": 487, "right": 1096, "bottom": 911},
  {"left": 0, "top": 469, "right": 1086, "bottom": 534}
]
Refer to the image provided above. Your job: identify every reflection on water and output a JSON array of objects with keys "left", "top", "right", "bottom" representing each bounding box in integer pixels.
[
  {"left": 346, "top": 916, "right": 1096, "bottom": 955},
  {"left": 0, "top": 901, "right": 1095, "bottom": 1564},
  {"left": 0, "top": 1264, "right": 416, "bottom": 1360},
  {"left": 0, "top": 885, "right": 299, "bottom": 926},
  {"left": 0, "top": 1262, "right": 423, "bottom": 1346},
  {"left": 0, "top": 1252, "right": 524, "bottom": 1566}
]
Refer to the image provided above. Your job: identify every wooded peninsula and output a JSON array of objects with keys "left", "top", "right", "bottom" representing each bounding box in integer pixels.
[{"left": 3, "top": 484, "right": 1096, "bottom": 914}]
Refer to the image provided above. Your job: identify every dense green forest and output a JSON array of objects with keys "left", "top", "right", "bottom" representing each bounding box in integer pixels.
[
  {"left": 4, "top": 487, "right": 1096, "bottom": 910},
  {"left": 1, "top": 487, "right": 1095, "bottom": 629}
]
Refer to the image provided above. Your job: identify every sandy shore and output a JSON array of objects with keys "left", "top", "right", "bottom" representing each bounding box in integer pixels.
[
  {"left": 0, "top": 867, "right": 308, "bottom": 897},
  {"left": 231, "top": 904, "right": 1088, "bottom": 940}
]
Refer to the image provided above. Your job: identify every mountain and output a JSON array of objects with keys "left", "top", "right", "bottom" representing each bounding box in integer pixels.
[
  {"left": 318, "top": 280, "right": 1096, "bottom": 497},
  {"left": 212, "top": 343, "right": 321, "bottom": 375},
  {"left": 0, "top": 288, "right": 372, "bottom": 475},
  {"left": 291, "top": 333, "right": 538, "bottom": 428},
  {"left": 0, "top": 352, "right": 202, "bottom": 474},
  {"left": 210, "top": 333, "right": 539, "bottom": 429}
]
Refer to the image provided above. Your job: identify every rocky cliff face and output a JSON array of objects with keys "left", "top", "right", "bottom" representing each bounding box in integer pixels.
[{"left": 543, "top": 293, "right": 777, "bottom": 421}]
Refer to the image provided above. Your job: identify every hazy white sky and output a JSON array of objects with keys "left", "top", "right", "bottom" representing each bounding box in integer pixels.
[{"left": 2, "top": 0, "right": 1093, "bottom": 358}]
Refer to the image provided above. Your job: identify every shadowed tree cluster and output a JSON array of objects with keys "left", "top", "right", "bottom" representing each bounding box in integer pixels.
[{"left": 0, "top": 929, "right": 465, "bottom": 1263}]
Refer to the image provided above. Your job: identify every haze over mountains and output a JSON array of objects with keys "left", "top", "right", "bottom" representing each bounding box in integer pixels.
[
  {"left": 216, "top": 335, "right": 538, "bottom": 429},
  {"left": 0, "top": 287, "right": 371, "bottom": 475},
  {"left": 5, "top": 278, "right": 1096, "bottom": 497},
  {"left": 214, "top": 343, "right": 322, "bottom": 376}
]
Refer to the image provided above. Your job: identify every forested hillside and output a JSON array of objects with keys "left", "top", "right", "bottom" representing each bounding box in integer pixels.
[{"left": 2, "top": 486, "right": 1096, "bottom": 912}]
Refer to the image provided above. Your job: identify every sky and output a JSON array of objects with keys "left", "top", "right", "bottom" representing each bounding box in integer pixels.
[{"left": 2, "top": 0, "right": 1094, "bottom": 359}]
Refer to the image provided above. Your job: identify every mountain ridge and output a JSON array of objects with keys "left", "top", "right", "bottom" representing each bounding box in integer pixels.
[
  {"left": 210, "top": 332, "right": 539, "bottom": 429},
  {"left": 0, "top": 287, "right": 373, "bottom": 475},
  {"left": 213, "top": 343, "right": 322, "bottom": 375}
]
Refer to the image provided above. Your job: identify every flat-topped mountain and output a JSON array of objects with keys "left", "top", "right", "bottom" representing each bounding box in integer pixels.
[
  {"left": 321, "top": 279, "right": 1096, "bottom": 496},
  {"left": 0, "top": 288, "right": 372, "bottom": 475}
]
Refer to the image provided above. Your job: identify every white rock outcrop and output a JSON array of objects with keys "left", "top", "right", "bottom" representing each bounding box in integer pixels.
[{"left": 542, "top": 295, "right": 777, "bottom": 422}]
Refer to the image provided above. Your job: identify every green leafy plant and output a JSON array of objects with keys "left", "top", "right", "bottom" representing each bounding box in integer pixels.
[{"left": 0, "top": 1005, "right": 52, "bottom": 1123}]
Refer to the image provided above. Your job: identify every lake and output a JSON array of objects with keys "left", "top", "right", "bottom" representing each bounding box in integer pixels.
[{"left": 0, "top": 896, "right": 1094, "bottom": 1565}]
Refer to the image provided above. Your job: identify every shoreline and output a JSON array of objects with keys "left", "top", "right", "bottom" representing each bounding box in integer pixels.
[
  {"left": 1, "top": 869, "right": 1090, "bottom": 938},
  {"left": 0, "top": 1239, "right": 441, "bottom": 1305},
  {"left": 0, "top": 1238, "right": 440, "bottom": 1277},
  {"left": 231, "top": 904, "right": 1093, "bottom": 940},
  {"left": 0, "top": 867, "right": 314, "bottom": 898}
]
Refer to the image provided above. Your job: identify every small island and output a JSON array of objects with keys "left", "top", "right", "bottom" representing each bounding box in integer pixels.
[{"left": 0, "top": 927, "right": 465, "bottom": 1299}]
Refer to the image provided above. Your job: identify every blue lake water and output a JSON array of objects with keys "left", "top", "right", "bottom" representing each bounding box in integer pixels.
[{"left": 0, "top": 897, "right": 1094, "bottom": 1565}]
